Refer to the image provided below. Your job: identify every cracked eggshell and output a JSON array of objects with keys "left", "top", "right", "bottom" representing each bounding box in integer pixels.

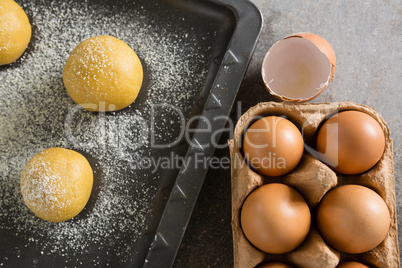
[{"left": 262, "top": 33, "right": 336, "bottom": 102}]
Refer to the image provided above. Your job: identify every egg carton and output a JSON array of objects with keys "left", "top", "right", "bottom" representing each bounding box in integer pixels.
[{"left": 229, "top": 101, "right": 399, "bottom": 268}]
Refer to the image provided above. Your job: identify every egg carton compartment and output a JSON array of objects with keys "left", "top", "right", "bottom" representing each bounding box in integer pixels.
[
  {"left": 229, "top": 101, "right": 399, "bottom": 268},
  {"left": 0, "top": 0, "right": 263, "bottom": 266}
]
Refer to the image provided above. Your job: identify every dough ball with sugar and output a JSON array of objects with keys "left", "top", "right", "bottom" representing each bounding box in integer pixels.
[
  {"left": 0, "top": 0, "right": 32, "bottom": 65},
  {"left": 20, "top": 148, "right": 93, "bottom": 222},
  {"left": 63, "top": 35, "right": 143, "bottom": 112}
]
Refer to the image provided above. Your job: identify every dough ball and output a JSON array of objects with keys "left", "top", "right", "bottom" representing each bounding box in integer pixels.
[
  {"left": 20, "top": 148, "right": 93, "bottom": 222},
  {"left": 63, "top": 35, "right": 143, "bottom": 112},
  {"left": 0, "top": 0, "right": 32, "bottom": 65}
]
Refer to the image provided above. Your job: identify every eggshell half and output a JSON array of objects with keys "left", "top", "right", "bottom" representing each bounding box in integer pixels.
[{"left": 262, "top": 33, "right": 336, "bottom": 102}]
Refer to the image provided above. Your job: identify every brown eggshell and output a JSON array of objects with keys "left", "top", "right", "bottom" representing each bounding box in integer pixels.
[
  {"left": 316, "top": 110, "right": 385, "bottom": 175},
  {"left": 243, "top": 116, "right": 304, "bottom": 177},
  {"left": 336, "top": 262, "right": 370, "bottom": 268},
  {"left": 240, "top": 183, "right": 311, "bottom": 254},
  {"left": 257, "top": 263, "right": 293, "bottom": 268},
  {"left": 261, "top": 33, "right": 336, "bottom": 102},
  {"left": 291, "top": 33, "right": 336, "bottom": 78},
  {"left": 316, "top": 184, "right": 390, "bottom": 254}
]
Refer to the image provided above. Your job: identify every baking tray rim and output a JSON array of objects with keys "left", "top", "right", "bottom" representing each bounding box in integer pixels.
[{"left": 143, "top": 0, "right": 264, "bottom": 267}]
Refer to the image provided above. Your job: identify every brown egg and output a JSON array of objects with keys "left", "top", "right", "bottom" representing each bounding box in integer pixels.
[
  {"left": 317, "top": 185, "right": 390, "bottom": 254},
  {"left": 241, "top": 183, "right": 311, "bottom": 254},
  {"left": 316, "top": 110, "right": 385, "bottom": 174},
  {"left": 262, "top": 33, "right": 336, "bottom": 102},
  {"left": 257, "top": 262, "right": 293, "bottom": 268},
  {"left": 336, "top": 262, "right": 370, "bottom": 268},
  {"left": 243, "top": 116, "right": 304, "bottom": 177}
]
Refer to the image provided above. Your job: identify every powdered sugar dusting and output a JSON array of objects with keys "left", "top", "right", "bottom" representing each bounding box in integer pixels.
[
  {"left": 20, "top": 158, "right": 68, "bottom": 218},
  {"left": 63, "top": 36, "right": 127, "bottom": 102},
  {"left": 0, "top": 0, "right": 211, "bottom": 266}
]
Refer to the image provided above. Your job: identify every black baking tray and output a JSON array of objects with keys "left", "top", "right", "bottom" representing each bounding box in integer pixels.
[{"left": 0, "top": 0, "right": 262, "bottom": 267}]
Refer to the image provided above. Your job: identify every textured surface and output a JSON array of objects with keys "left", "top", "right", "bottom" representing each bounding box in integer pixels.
[{"left": 174, "top": 0, "right": 401, "bottom": 267}]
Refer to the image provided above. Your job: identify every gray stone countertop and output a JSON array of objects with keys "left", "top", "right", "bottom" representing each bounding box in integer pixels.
[{"left": 174, "top": 0, "right": 401, "bottom": 267}]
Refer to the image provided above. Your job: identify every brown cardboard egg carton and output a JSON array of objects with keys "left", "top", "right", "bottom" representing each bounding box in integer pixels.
[{"left": 229, "top": 101, "right": 399, "bottom": 268}]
